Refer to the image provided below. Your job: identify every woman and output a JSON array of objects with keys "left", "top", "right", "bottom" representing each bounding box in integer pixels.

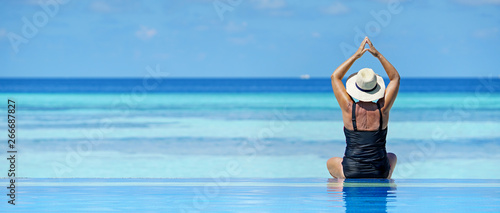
[{"left": 327, "top": 37, "right": 399, "bottom": 179}]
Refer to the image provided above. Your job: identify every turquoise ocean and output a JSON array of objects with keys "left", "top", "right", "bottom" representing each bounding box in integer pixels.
[{"left": 0, "top": 78, "right": 499, "bottom": 179}]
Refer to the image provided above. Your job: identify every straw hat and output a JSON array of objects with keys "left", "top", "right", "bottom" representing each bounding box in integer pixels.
[{"left": 346, "top": 68, "right": 385, "bottom": 102}]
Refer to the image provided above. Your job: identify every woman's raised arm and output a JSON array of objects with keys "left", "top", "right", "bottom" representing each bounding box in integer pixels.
[
  {"left": 366, "top": 38, "right": 400, "bottom": 113},
  {"left": 331, "top": 37, "right": 369, "bottom": 111}
]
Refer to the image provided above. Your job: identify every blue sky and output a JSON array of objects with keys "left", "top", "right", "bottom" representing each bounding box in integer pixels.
[{"left": 0, "top": 0, "right": 499, "bottom": 78}]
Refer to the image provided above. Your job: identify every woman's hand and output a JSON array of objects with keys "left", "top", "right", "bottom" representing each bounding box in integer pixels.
[
  {"left": 353, "top": 37, "right": 369, "bottom": 59},
  {"left": 366, "top": 37, "right": 381, "bottom": 58}
]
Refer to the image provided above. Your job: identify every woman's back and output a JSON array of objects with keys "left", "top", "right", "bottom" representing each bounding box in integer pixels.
[
  {"left": 343, "top": 100, "right": 388, "bottom": 131},
  {"left": 342, "top": 99, "right": 390, "bottom": 178}
]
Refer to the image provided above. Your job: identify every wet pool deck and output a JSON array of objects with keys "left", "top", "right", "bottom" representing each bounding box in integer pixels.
[{"left": 2, "top": 178, "right": 500, "bottom": 212}]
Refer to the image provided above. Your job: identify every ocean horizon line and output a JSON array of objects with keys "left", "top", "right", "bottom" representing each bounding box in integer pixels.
[
  {"left": 0, "top": 76, "right": 499, "bottom": 80},
  {"left": 1, "top": 77, "right": 499, "bottom": 93}
]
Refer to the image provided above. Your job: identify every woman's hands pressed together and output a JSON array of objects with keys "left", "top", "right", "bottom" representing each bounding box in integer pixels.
[
  {"left": 353, "top": 37, "right": 369, "bottom": 59},
  {"left": 353, "top": 37, "right": 381, "bottom": 59},
  {"left": 366, "top": 37, "right": 381, "bottom": 58}
]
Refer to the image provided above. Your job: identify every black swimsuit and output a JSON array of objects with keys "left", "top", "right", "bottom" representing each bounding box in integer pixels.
[{"left": 342, "top": 101, "right": 390, "bottom": 178}]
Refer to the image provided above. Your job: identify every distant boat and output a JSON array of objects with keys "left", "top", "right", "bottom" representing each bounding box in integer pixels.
[{"left": 300, "top": 74, "right": 310, "bottom": 79}]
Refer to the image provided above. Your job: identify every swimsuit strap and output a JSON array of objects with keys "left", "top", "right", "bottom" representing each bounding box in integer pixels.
[
  {"left": 351, "top": 101, "right": 357, "bottom": 131},
  {"left": 377, "top": 102, "right": 383, "bottom": 131}
]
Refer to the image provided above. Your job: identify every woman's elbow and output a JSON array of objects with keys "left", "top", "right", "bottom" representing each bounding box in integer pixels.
[
  {"left": 331, "top": 73, "right": 341, "bottom": 80},
  {"left": 390, "top": 73, "right": 400, "bottom": 82}
]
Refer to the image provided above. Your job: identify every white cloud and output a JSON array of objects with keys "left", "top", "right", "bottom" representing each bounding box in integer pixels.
[
  {"left": 455, "top": 0, "right": 500, "bottom": 5},
  {"left": 322, "top": 2, "right": 349, "bottom": 15},
  {"left": 268, "top": 10, "right": 294, "bottom": 17},
  {"left": 89, "top": 0, "right": 146, "bottom": 13},
  {"left": 0, "top": 28, "right": 6, "bottom": 38},
  {"left": 90, "top": 1, "right": 113, "bottom": 12},
  {"left": 473, "top": 27, "right": 499, "bottom": 38},
  {"left": 251, "top": 0, "right": 286, "bottom": 9},
  {"left": 228, "top": 35, "right": 255, "bottom": 45},
  {"left": 441, "top": 47, "right": 450, "bottom": 55},
  {"left": 197, "top": 53, "right": 207, "bottom": 61},
  {"left": 135, "top": 26, "right": 157, "bottom": 40},
  {"left": 373, "top": 0, "right": 410, "bottom": 3},
  {"left": 225, "top": 22, "right": 248, "bottom": 33},
  {"left": 23, "top": 0, "right": 37, "bottom": 5},
  {"left": 153, "top": 53, "right": 170, "bottom": 60},
  {"left": 195, "top": 25, "right": 210, "bottom": 31}
]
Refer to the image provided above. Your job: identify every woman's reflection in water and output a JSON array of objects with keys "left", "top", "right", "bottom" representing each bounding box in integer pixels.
[{"left": 327, "top": 178, "right": 397, "bottom": 213}]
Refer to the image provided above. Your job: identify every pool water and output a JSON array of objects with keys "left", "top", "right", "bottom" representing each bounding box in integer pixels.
[{"left": 2, "top": 178, "right": 499, "bottom": 212}]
